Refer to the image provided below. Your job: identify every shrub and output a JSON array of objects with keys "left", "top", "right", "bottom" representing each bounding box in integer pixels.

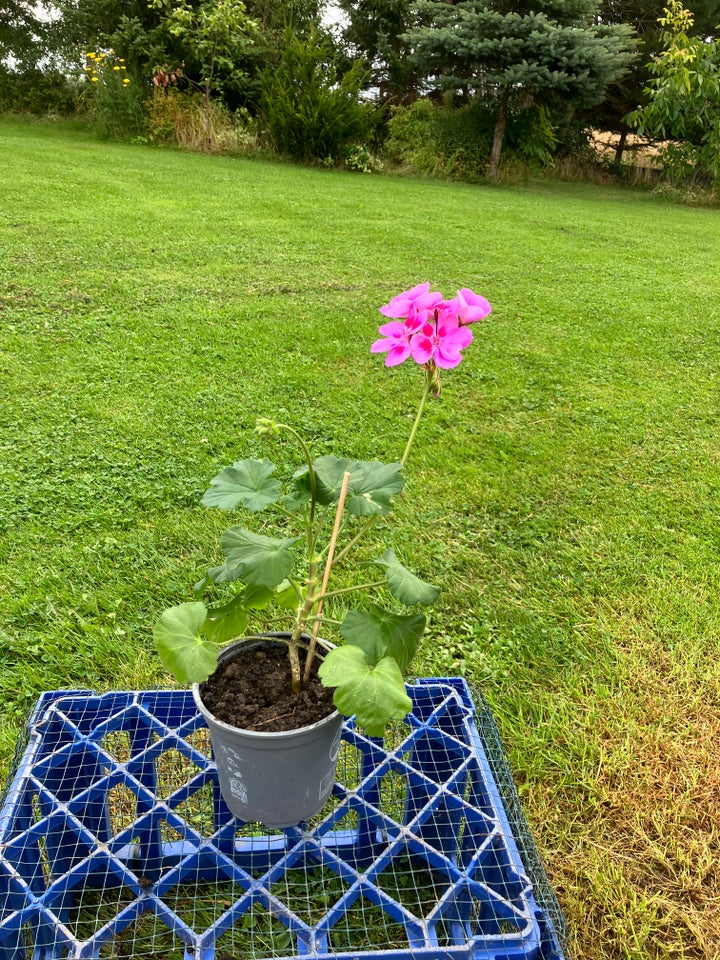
[
  {"left": 0, "top": 68, "right": 80, "bottom": 116},
  {"left": 383, "top": 99, "right": 444, "bottom": 175},
  {"left": 384, "top": 98, "right": 557, "bottom": 181},
  {"left": 260, "top": 29, "right": 375, "bottom": 165},
  {"left": 341, "top": 143, "right": 383, "bottom": 173},
  {"left": 650, "top": 180, "right": 719, "bottom": 206}
]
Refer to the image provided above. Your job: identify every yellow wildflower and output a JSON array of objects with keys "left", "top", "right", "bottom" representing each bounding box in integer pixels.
[
  {"left": 86, "top": 52, "right": 96, "bottom": 59},
  {"left": 123, "top": 78, "right": 130, "bottom": 86},
  {"left": 91, "top": 77, "right": 99, "bottom": 83},
  {"left": 113, "top": 65, "right": 121, "bottom": 71}
]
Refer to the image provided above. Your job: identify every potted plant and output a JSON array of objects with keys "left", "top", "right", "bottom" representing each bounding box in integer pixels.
[{"left": 154, "top": 283, "right": 491, "bottom": 826}]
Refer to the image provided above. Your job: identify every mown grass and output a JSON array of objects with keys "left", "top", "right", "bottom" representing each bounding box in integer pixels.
[{"left": 1, "top": 115, "right": 719, "bottom": 959}]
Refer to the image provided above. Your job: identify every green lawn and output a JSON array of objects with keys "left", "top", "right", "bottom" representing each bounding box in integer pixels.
[{"left": 1, "top": 116, "right": 719, "bottom": 959}]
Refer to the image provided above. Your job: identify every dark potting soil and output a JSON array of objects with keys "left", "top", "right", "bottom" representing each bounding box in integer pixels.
[{"left": 199, "top": 643, "right": 337, "bottom": 732}]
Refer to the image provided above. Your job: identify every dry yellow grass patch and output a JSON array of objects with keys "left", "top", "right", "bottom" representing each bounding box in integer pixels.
[{"left": 524, "top": 639, "right": 719, "bottom": 960}]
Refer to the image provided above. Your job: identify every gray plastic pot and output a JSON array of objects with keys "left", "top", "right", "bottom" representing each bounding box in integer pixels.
[{"left": 193, "top": 635, "right": 343, "bottom": 828}]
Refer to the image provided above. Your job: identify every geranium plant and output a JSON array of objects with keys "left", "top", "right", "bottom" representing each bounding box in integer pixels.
[{"left": 155, "top": 283, "right": 491, "bottom": 736}]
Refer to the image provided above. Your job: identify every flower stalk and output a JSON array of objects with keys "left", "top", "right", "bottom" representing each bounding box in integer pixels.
[{"left": 303, "top": 470, "right": 351, "bottom": 684}]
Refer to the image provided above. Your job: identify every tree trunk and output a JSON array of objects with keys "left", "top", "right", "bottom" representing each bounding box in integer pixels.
[
  {"left": 613, "top": 129, "right": 628, "bottom": 169},
  {"left": 487, "top": 91, "right": 509, "bottom": 179},
  {"left": 204, "top": 42, "right": 217, "bottom": 146}
]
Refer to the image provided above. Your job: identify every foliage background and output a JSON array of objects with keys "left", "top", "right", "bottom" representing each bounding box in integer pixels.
[{"left": 2, "top": 0, "right": 720, "bottom": 183}]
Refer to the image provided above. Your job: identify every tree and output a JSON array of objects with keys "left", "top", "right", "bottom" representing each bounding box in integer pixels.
[
  {"left": 405, "top": 0, "right": 636, "bottom": 176},
  {"left": 627, "top": 1, "right": 720, "bottom": 180},
  {"left": 1, "top": 0, "right": 56, "bottom": 69},
  {"left": 53, "top": 0, "right": 327, "bottom": 110},
  {"left": 154, "top": 0, "right": 257, "bottom": 112},
  {"left": 57, "top": 0, "right": 174, "bottom": 79},
  {"left": 230, "top": 0, "right": 325, "bottom": 107},
  {"left": 336, "top": 0, "right": 417, "bottom": 103},
  {"left": 260, "top": 27, "right": 373, "bottom": 162},
  {"left": 589, "top": 0, "right": 720, "bottom": 166}
]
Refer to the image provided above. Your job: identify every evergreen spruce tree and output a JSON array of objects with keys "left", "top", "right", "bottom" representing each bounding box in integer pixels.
[
  {"left": 337, "top": 0, "right": 417, "bottom": 102},
  {"left": 405, "top": 0, "right": 636, "bottom": 175}
]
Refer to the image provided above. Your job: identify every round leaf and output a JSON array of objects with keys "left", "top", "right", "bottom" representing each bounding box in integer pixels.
[
  {"left": 201, "top": 459, "right": 281, "bottom": 512},
  {"left": 220, "top": 527, "right": 301, "bottom": 588},
  {"left": 154, "top": 602, "right": 218, "bottom": 684},
  {"left": 318, "top": 645, "right": 412, "bottom": 737},
  {"left": 340, "top": 604, "right": 426, "bottom": 673},
  {"left": 311, "top": 457, "right": 404, "bottom": 515}
]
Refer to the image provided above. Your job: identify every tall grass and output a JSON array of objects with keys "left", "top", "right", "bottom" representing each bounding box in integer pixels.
[{"left": 1, "top": 116, "right": 719, "bottom": 959}]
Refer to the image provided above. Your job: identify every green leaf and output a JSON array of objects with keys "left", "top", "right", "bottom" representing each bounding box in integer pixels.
[
  {"left": 372, "top": 549, "right": 441, "bottom": 606},
  {"left": 220, "top": 527, "right": 301, "bottom": 588},
  {"left": 284, "top": 469, "right": 312, "bottom": 510},
  {"left": 154, "top": 601, "right": 218, "bottom": 684},
  {"left": 203, "top": 595, "right": 249, "bottom": 645},
  {"left": 344, "top": 461, "right": 404, "bottom": 517},
  {"left": 192, "top": 572, "right": 214, "bottom": 596},
  {"left": 274, "top": 580, "right": 299, "bottom": 609},
  {"left": 201, "top": 459, "right": 282, "bottom": 512},
  {"left": 282, "top": 488, "right": 311, "bottom": 511},
  {"left": 309, "top": 457, "right": 355, "bottom": 504},
  {"left": 318, "top": 645, "right": 412, "bottom": 737},
  {"left": 340, "top": 604, "right": 426, "bottom": 673},
  {"left": 311, "top": 457, "right": 404, "bottom": 516},
  {"left": 241, "top": 584, "right": 276, "bottom": 609},
  {"left": 205, "top": 561, "right": 245, "bottom": 585}
]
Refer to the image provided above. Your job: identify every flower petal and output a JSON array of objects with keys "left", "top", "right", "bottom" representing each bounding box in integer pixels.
[
  {"left": 385, "top": 344, "right": 412, "bottom": 366},
  {"left": 457, "top": 288, "right": 492, "bottom": 323},
  {"left": 379, "top": 283, "right": 432, "bottom": 319},
  {"left": 434, "top": 350, "right": 463, "bottom": 369},
  {"left": 410, "top": 334, "right": 434, "bottom": 365},
  {"left": 377, "top": 321, "right": 407, "bottom": 338},
  {"left": 439, "top": 326, "right": 473, "bottom": 350}
]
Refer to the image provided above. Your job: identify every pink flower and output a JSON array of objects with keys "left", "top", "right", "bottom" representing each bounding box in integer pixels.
[
  {"left": 410, "top": 315, "right": 473, "bottom": 369},
  {"left": 371, "top": 315, "right": 429, "bottom": 367},
  {"left": 380, "top": 283, "right": 442, "bottom": 322},
  {"left": 444, "top": 288, "right": 492, "bottom": 325},
  {"left": 372, "top": 283, "right": 490, "bottom": 369}
]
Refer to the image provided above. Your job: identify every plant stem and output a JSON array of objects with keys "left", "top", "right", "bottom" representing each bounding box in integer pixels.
[
  {"left": 332, "top": 515, "right": 377, "bottom": 567},
  {"left": 287, "top": 640, "right": 302, "bottom": 693},
  {"left": 267, "top": 421, "right": 318, "bottom": 547},
  {"left": 316, "top": 579, "right": 387, "bottom": 602},
  {"left": 265, "top": 421, "right": 321, "bottom": 692},
  {"left": 280, "top": 423, "right": 318, "bottom": 529},
  {"left": 289, "top": 573, "right": 316, "bottom": 692},
  {"left": 401, "top": 371, "right": 433, "bottom": 468},
  {"left": 334, "top": 372, "right": 435, "bottom": 569},
  {"left": 304, "top": 471, "right": 351, "bottom": 683}
]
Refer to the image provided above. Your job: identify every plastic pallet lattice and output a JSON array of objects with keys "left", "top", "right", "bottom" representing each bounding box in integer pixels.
[{"left": 0, "top": 679, "right": 566, "bottom": 960}]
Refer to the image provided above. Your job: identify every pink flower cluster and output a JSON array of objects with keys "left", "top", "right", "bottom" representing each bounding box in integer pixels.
[{"left": 371, "top": 283, "right": 491, "bottom": 369}]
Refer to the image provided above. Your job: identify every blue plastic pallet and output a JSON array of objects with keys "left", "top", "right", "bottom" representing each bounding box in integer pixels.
[{"left": 0, "top": 680, "right": 566, "bottom": 960}]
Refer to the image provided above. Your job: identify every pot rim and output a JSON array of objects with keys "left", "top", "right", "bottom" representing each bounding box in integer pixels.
[{"left": 193, "top": 634, "right": 340, "bottom": 740}]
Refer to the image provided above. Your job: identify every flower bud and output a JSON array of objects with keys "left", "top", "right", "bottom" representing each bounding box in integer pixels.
[{"left": 255, "top": 418, "right": 280, "bottom": 437}]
